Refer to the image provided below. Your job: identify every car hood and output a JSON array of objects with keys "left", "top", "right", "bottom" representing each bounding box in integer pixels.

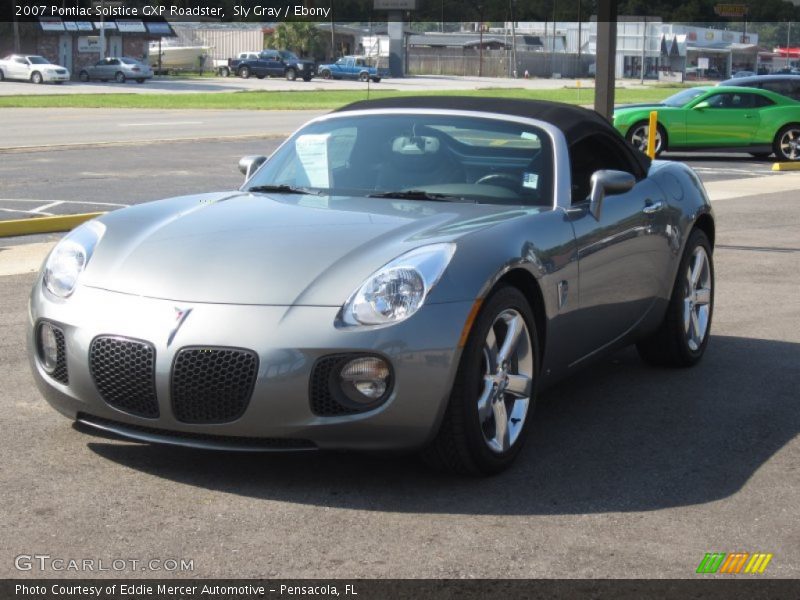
[{"left": 81, "top": 191, "right": 541, "bottom": 306}]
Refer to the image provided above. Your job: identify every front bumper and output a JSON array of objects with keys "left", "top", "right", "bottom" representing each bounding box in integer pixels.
[
  {"left": 43, "top": 70, "right": 70, "bottom": 82},
  {"left": 28, "top": 279, "right": 472, "bottom": 451}
]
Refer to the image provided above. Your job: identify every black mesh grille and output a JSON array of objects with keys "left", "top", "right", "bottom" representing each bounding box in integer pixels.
[
  {"left": 171, "top": 347, "right": 258, "bottom": 424},
  {"left": 89, "top": 336, "right": 158, "bottom": 418},
  {"left": 76, "top": 413, "right": 316, "bottom": 450},
  {"left": 309, "top": 355, "right": 365, "bottom": 417},
  {"left": 51, "top": 326, "right": 68, "bottom": 385}
]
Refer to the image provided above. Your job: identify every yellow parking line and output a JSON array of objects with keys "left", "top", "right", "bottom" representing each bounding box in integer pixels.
[
  {"left": 772, "top": 162, "right": 800, "bottom": 171},
  {"left": 0, "top": 212, "right": 104, "bottom": 238}
]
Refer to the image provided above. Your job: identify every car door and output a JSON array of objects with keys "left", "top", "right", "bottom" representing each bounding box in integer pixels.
[
  {"left": 565, "top": 133, "right": 671, "bottom": 362},
  {"left": 91, "top": 59, "right": 108, "bottom": 79},
  {"left": 11, "top": 57, "right": 29, "bottom": 79},
  {"left": 685, "top": 91, "right": 761, "bottom": 146}
]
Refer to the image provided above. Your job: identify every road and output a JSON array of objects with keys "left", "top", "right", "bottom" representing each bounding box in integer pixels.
[
  {"left": 0, "top": 118, "right": 798, "bottom": 579},
  {"left": 0, "top": 74, "right": 603, "bottom": 96}
]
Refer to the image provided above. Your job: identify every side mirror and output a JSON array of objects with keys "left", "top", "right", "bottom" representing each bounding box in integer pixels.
[
  {"left": 238, "top": 155, "right": 267, "bottom": 181},
  {"left": 589, "top": 170, "right": 636, "bottom": 220},
  {"left": 693, "top": 100, "right": 710, "bottom": 110}
]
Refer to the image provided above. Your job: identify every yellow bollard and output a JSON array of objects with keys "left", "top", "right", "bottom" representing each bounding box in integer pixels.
[{"left": 646, "top": 110, "right": 658, "bottom": 159}]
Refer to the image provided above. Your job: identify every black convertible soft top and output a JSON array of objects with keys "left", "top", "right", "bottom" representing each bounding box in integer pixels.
[{"left": 338, "top": 95, "right": 651, "bottom": 177}]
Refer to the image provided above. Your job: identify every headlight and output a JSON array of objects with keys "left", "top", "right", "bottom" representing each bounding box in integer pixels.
[
  {"left": 43, "top": 220, "right": 105, "bottom": 298},
  {"left": 297, "top": 64, "right": 304, "bottom": 70},
  {"left": 341, "top": 243, "right": 456, "bottom": 326}
]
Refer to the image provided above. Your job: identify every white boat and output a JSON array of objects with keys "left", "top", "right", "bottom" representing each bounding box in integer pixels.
[{"left": 148, "top": 42, "right": 211, "bottom": 70}]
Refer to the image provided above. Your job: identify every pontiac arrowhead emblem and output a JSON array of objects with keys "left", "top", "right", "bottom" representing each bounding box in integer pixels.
[{"left": 167, "top": 306, "right": 192, "bottom": 346}]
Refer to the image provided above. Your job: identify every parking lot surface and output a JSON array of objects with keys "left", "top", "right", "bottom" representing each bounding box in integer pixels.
[{"left": 0, "top": 118, "right": 798, "bottom": 579}]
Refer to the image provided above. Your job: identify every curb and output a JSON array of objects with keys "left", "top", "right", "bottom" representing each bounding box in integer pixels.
[
  {"left": 0, "top": 212, "right": 104, "bottom": 238},
  {"left": 772, "top": 162, "right": 800, "bottom": 171}
]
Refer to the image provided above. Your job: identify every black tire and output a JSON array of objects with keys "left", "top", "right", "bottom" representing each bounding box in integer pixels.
[
  {"left": 749, "top": 151, "right": 772, "bottom": 159},
  {"left": 115, "top": 71, "right": 126, "bottom": 84},
  {"left": 320, "top": 69, "right": 331, "bottom": 80},
  {"left": 359, "top": 71, "right": 369, "bottom": 82},
  {"left": 31, "top": 71, "right": 43, "bottom": 84},
  {"left": 372, "top": 77, "right": 381, "bottom": 83},
  {"left": 302, "top": 74, "right": 312, "bottom": 82},
  {"left": 0, "top": 69, "right": 4, "bottom": 81},
  {"left": 285, "top": 68, "right": 297, "bottom": 81},
  {"left": 626, "top": 120, "right": 667, "bottom": 156},
  {"left": 78, "top": 70, "right": 90, "bottom": 82},
  {"left": 421, "top": 285, "right": 539, "bottom": 475},
  {"left": 136, "top": 79, "right": 145, "bottom": 84},
  {"left": 256, "top": 74, "right": 265, "bottom": 79},
  {"left": 239, "top": 66, "right": 251, "bottom": 79},
  {"left": 220, "top": 66, "right": 230, "bottom": 77},
  {"left": 772, "top": 124, "right": 800, "bottom": 161},
  {"left": 636, "top": 229, "right": 714, "bottom": 367}
]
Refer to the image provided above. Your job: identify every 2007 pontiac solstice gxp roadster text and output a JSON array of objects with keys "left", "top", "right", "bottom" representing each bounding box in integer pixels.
[{"left": 28, "top": 97, "right": 715, "bottom": 474}]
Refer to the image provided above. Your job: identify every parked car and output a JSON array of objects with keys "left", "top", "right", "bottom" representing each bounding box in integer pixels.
[
  {"left": 718, "top": 74, "right": 800, "bottom": 102},
  {"left": 215, "top": 52, "right": 260, "bottom": 77},
  {"left": 232, "top": 49, "right": 315, "bottom": 81},
  {"left": 78, "top": 57, "right": 153, "bottom": 84},
  {"left": 0, "top": 54, "right": 69, "bottom": 84},
  {"left": 28, "top": 96, "right": 716, "bottom": 474},
  {"left": 614, "top": 86, "right": 800, "bottom": 160},
  {"left": 318, "top": 56, "right": 385, "bottom": 82}
]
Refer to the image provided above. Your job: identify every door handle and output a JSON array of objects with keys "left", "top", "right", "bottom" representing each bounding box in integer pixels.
[
  {"left": 642, "top": 200, "right": 664, "bottom": 214},
  {"left": 744, "top": 114, "right": 754, "bottom": 119}
]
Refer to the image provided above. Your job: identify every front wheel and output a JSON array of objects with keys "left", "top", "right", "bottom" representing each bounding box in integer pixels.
[
  {"left": 320, "top": 70, "right": 331, "bottom": 80},
  {"left": 219, "top": 66, "right": 230, "bottom": 77},
  {"left": 115, "top": 71, "right": 126, "bottom": 83},
  {"left": 78, "top": 70, "right": 90, "bottom": 82},
  {"left": 773, "top": 124, "right": 800, "bottom": 161},
  {"left": 285, "top": 68, "right": 297, "bottom": 81},
  {"left": 421, "top": 286, "right": 538, "bottom": 475},
  {"left": 31, "top": 71, "right": 43, "bottom": 84},
  {"left": 637, "top": 229, "right": 714, "bottom": 367},
  {"left": 626, "top": 121, "right": 666, "bottom": 156},
  {"left": 239, "top": 67, "right": 251, "bottom": 79},
  {"left": 302, "top": 74, "right": 312, "bottom": 82},
  {"left": 0, "top": 69, "right": 4, "bottom": 82},
  {"left": 359, "top": 71, "right": 369, "bottom": 82}
]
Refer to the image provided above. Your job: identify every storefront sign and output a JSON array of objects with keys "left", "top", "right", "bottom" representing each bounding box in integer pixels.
[
  {"left": 698, "top": 57, "right": 710, "bottom": 70},
  {"left": 78, "top": 36, "right": 102, "bottom": 53}
]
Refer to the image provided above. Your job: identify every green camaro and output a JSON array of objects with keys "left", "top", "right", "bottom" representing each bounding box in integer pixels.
[{"left": 613, "top": 86, "right": 800, "bottom": 161}]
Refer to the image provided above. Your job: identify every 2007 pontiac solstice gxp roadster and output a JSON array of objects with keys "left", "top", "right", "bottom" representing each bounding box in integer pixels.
[{"left": 28, "top": 97, "right": 715, "bottom": 474}]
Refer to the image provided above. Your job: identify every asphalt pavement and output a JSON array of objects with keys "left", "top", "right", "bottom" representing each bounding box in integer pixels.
[{"left": 0, "top": 115, "right": 798, "bottom": 579}]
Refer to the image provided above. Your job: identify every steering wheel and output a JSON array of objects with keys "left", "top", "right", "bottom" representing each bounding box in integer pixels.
[{"left": 475, "top": 173, "right": 521, "bottom": 191}]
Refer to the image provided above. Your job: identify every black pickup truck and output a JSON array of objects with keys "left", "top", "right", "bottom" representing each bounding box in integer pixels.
[{"left": 230, "top": 49, "right": 316, "bottom": 81}]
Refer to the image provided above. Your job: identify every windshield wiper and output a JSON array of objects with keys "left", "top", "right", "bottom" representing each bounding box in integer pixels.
[
  {"left": 368, "top": 190, "right": 471, "bottom": 202},
  {"left": 247, "top": 184, "right": 324, "bottom": 196}
]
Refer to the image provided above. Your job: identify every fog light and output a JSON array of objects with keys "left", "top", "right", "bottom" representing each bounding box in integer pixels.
[
  {"left": 340, "top": 357, "right": 391, "bottom": 403},
  {"left": 39, "top": 322, "right": 59, "bottom": 373}
]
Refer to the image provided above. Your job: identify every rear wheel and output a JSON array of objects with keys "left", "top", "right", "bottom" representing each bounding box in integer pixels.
[
  {"left": 372, "top": 77, "right": 381, "bottom": 83},
  {"left": 285, "top": 68, "right": 297, "bottom": 81},
  {"left": 359, "top": 71, "right": 369, "bottom": 82},
  {"left": 239, "top": 66, "right": 251, "bottom": 79},
  {"left": 626, "top": 121, "right": 666, "bottom": 156},
  {"left": 219, "top": 66, "right": 230, "bottom": 77},
  {"left": 773, "top": 124, "right": 800, "bottom": 161},
  {"left": 114, "top": 71, "right": 126, "bottom": 83},
  {"left": 31, "top": 71, "right": 43, "bottom": 84},
  {"left": 302, "top": 74, "right": 312, "bottom": 82},
  {"left": 320, "top": 69, "right": 331, "bottom": 79},
  {"left": 78, "top": 70, "right": 89, "bottom": 82},
  {"left": 0, "top": 69, "right": 6, "bottom": 81},
  {"left": 421, "top": 286, "right": 538, "bottom": 475},
  {"left": 637, "top": 229, "right": 714, "bottom": 367}
]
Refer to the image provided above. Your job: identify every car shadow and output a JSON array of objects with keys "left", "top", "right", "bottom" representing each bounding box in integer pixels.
[{"left": 87, "top": 335, "right": 800, "bottom": 515}]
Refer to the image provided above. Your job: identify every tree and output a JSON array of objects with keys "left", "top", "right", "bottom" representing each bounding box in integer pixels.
[{"left": 265, "top": 22, "right": 322, "bottom": 58}]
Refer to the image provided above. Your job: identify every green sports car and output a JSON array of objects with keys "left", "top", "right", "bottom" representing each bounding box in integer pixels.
[{"left": 613, "top": 86, "right": 800, "bottom": 161}]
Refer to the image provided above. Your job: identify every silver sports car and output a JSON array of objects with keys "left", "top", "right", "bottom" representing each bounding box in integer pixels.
[{"left": 28, "top": 97, "right": 715, "bottom": 474}]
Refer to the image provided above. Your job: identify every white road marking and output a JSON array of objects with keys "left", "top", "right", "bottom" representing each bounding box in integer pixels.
[
  {"left": 118, "top": 121, "right": 203, "bottom": 127},
  {"left": 0, "top": 198, "right": 129, "bottom": 208},
  {"left": 0, "top": 207, "right": 53, "bottom": 216},
  {"left": 31, "top": 201, "right": 63, "bottom": 213}
]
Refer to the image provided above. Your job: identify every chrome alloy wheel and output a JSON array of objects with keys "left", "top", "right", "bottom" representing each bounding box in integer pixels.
[
  {"left": 478, "top": 309, "right": 534, "bottom": 454},
  {"left": 683, "top": 246, "right": 712, "bottom": 352},
  {"left": 629, "top": 124, "right": 662, "bottom": 154},
  {"left": 779, "top": 128, "right": 800, "bottom": 160}
]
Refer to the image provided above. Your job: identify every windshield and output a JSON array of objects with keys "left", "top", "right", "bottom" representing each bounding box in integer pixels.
[
  {"left": 279, "top": 50, "right": 299, "bottom": 61},
  {"left": 28, "top": 56, "right": 50, "bottom": 65},
  {"left": 245, "top": 114, "right": 553, "bottom": 206},
  {"left": 121, "top": 57, "right": 139, "bottom": 65},
  {"left": 662, "top": 87, "right": 708, "bottom": 107}
]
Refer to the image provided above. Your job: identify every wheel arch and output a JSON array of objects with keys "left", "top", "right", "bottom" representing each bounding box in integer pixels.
[
  {"left": 628, "top": 117, "right": 669, "bottom": 150},
  {"left": 493, "top": 268, "right": 547, "bottom": 360},
  {"left": 693, "top": 212, "right": 715, "bottom": 249}
]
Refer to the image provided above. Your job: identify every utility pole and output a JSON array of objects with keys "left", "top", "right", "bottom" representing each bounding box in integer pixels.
[
  {"left": 577, "top": 0, "right": 582, "bottom": 62},
  {"left": 99, "top": 0, "right": 106, "bottom": 60},
  {"left": 511, "top": 0, "right": 517, "bottom": 77},
  {"left": 330, "top": 1, "right": 335, "bottom": 60},
  {"left": 640, "top": 16, "right": 647, "bottom": 83}
]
